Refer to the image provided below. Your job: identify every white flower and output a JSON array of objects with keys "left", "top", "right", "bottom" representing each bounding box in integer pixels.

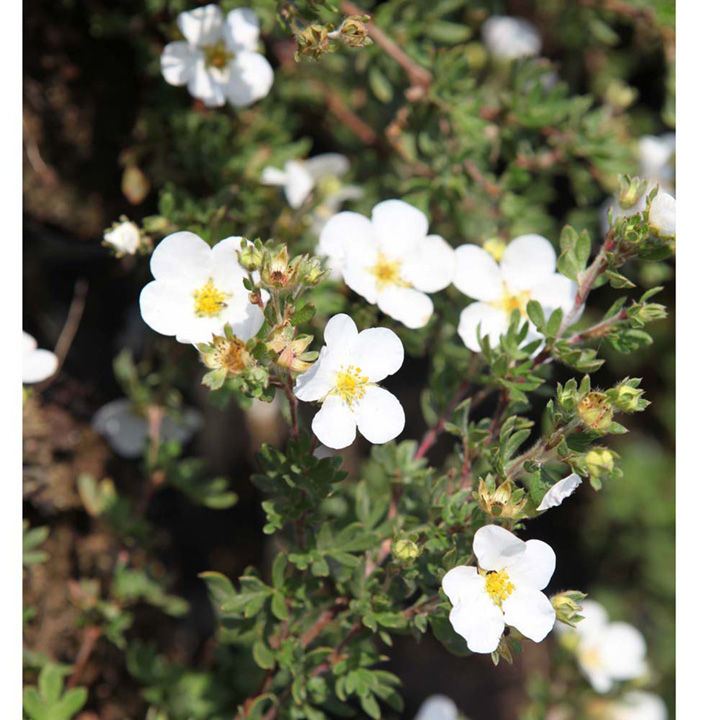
[
  {"left": 294, "top": 313, "right": 405, "bottom": 449},
  {"left": 441, "top": 525, "right": 557, "bottom": 654},
  {"left": 23, "top": 332, "right": 58, "bottom": 384},
  {"left": 606, "top": 692, "right": 667, "bottom": 720},
  {"left": 638, "top": 133, "right": 675, "bottom": 187},
  {"left": 482, "top": 16, "right": 542, "bottom": 60},
  {"left": 320, "top": 200, "right": 455, "bottom": 329},
  {"left": 570, "top": 600, "right": 648, "bottom": 693},
  {"left": 537, "top": 473, "right": 582, "bottom": 511},
  {"left": 92, "top": 399, "right": 203, "bottom": 459},
  {"left": 414, "top": 695, "right": 458, "bottom": 720},
  {"left": 139, "top": 231, "right": 264, "bottom": 345},
  {"left": 647, "top": 190, "right": 675, "bottom": 238},
  {"left": 453, "top": 234, "right": 577, "bottom": 351},
  {"left": 104, "top": 220, "right": 141, "bottom": 255},
  {"left": 261, "top": 154, "right": 350, "bottom": 209},
  {"left": 161, "top": 5, "right": 273, "bottom": 108}
]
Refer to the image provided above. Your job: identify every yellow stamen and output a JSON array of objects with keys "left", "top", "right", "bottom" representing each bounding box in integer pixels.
[
  {"left": 483, "top": 238, "right": 507, "bottom": 262},
  {"left": 579, "top": 645, "right": 603, "bottom": 670},
  {"left": 491, "top": 284, "right": 532, "bottom": 320},
  {"left": 333, "top": 365, "right": 369, "bottom": 404},
  {"left": 485, "top": 569, "right": 515, "bottom": 606},
  {"left": 193, "top": 279, "right": 231, "bottom": 318},
  {"left": 369, "top": 253, "right": 407, "bottom": 290},
  {"left": 203, "top": 41, "right": 234, "bottom": 70}
]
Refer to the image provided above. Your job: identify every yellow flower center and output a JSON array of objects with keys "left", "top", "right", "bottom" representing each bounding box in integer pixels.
[
  {"left": 483, "top": 238, "right": 507, "bottom": 262},
  {"left": 579, "top": 645, "right": 603, "bottom": 670},
  {"left": 333, "top": 365, "right": 369, "bottom": 404},
  {"left": 369, "top": 253, "right": 408, "bottom": 290},
  {"left": 203, "top": 41, "right": 234, "bottom": 70},
  {"left": 485, "top": 569, "right": 515, "bottom": 606},
  {"left": 491, "top": 284, "right": 532, "bottom": 320},
  {"left": 193, "top": 279, "right": 231, "bottom": 318}
]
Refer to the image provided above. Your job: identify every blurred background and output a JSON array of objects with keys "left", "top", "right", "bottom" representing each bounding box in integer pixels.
[{"left": 23, "top": 1, "right": 674, "bottom": 718}]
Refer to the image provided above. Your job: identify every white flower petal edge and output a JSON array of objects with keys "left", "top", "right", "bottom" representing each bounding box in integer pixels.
[
  {"left": 161, "top": 6, "right": 273, "bottom": 108},
  {"left": 482, "top": 16, "right": 542, "bottom": 60},
  {"left": 453, "top": 234, "right": 577, "bottom": 351},
  {"left": 609, "top": 691, "right": 667, "bottom": 720},
  {"left": 321, "top": 199, "right": 453, "bottom": 328},
  {"left": 648, "top": 190, "right": 675, "bottom": 238},
  {"left": 139, "top": 231, "right": 264, "bottom": 345},
  {"left": 537, "top": 473, "right": 583, "bottom": 511},
  {"left": 23, "top": 332, "right": 58, "bottom": 384},
  {"left": 294, "top": 313, "right": 405, "bottom": 449},
  {"left": 442, "top": 525, "right": 557, "bottom": 654},
  {"left": 413, "top": 695, "right": 458, "bottom": 720}
]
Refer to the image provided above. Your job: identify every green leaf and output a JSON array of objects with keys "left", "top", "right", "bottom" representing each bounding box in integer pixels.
[{"left": 252, "top": 639, "right": 275, "bottom": 670}]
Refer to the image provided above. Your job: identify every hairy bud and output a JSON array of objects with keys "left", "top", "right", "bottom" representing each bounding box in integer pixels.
[{"left": 577, "top": 392, "right": 614, "bottom": 432}]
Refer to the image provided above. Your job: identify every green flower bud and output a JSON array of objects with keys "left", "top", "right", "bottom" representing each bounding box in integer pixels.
[
  {"left": 608, "top": 379, "right": 647, "bottom": 413},
  {"left": 392, "top": 538, "right": 420, "bottom": 562},
  {"left": 577, "top": 392, "right": 614, "bottom": 432},
  {"left": 239, "top": 241, "right": 263, "bottom": 272},
  {"left": 585, "top": 448, "right": 614, "bottom": 478},
  {"left": 551, "top": 590, "right": 586, "bottom": 628},
  {"left": 617, "top": 175, "right": 648, "bottom": 210}
]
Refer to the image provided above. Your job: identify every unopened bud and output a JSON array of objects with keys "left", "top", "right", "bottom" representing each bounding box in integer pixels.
[
  {"left": 617, "top": 175, "right": 648, "bottom": 210},
  {"left": 577, "top": 392, "right": 614, "bottom": 432},
  {"left": 585, "top": 448, "right": 614, "bottom": 478},
  {"left": 608, "top": 380, "right": 647, "bottom": 413},
  {"left": 552, "top": 590, "right": 586, "bottom": 628},
  {"left": 239, "top": 241, "right": 263, "bottom": 272},
  {"left": 392, "top": 538, "right": 420, "bottom": 562}
]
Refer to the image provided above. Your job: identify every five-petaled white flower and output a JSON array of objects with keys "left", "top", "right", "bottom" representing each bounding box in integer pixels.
[
  {"left": 319, "top": 200, "right": 455, "bottom": 329},
  {"left": 104, "top": 220, "right": 142, "bottom": 256},
  {"left": 139, "top": 231, "right": 264, "bottom": 345},
  {"left": 454, "top": 234, "right": 577, "bottom": 351},
  {"left": 294, "top": 313, "right": 405, "bottom": 449},
  {"left": 161, "top": 4, "right": 273, "bottom": 108},
  {"left": 537, "top": 473, "right": 582, "bottom": 512},
  {"left": 261, "top": 154, "right": 351, "bottom": 209},
  {"left": 564, "top": 599, "right": 648, "bottom": 693},
  {"left": 23, "top": 332, "right": 58, "bottom": 384},
  {"left": 605, "top": 691, "right": 667, "bottom": 720},
  {"left": 414, "top": 695, "right": 458, "bottom": 720},
  {"left": 92, "top": 399, "right": 203, "bottom": 459},
  {"left": 647, "top": 190, "right": 675, "bottom": 238},
  {"left": 482, "top": 16, "right": 542, "bottom": 60},
  {"left": 442, "top": 525, "right": 557, "bottom": 654}
]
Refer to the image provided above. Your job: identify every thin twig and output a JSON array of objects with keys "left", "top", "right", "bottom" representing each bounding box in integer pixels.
[{"left": 67, "top": 624, "right": 102, "bottom": 688}]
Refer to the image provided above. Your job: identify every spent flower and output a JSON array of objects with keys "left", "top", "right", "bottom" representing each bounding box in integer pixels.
[{"left": 537, "top": 473, "right": 583, "bottom": 512}]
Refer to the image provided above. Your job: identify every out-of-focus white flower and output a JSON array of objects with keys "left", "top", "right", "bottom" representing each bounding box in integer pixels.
[
  {"left": 647, "top": 191, "right": 675, "bottom": 238},
  {"left": 104, "top": 220, "right": 142, "bottom": 256},
  {"left": 139, "top": 231, "right": 264, "bottom": 345},
  {"left": 320, "top": 200, "right": 455, "bottom": 328},
  {"left": 482, "top": 16, "right": 542, "bottom": 60},
  {"left": 442, "top": 525, "right": 556, "bottom": 654},
  {"left": 294, "top": 313, "right": 404, "bottom": 449},
  {"left": 161, "top": 5, "right": 273, "bottom": 108},
  {"left": 605, "top": 691, "right": 667, "bottom": 720},
  {"left": 92, "top": 399, "right": 202, "bottom": 459},
  {"left": 454, "top": 234, "right": 577, "bottom": 351},
  {"left": 23, "top": 332, "right": 58, "bottom": 384},
  {"left": 261, "top": 154, "right": 350, "bottom": 209},
  {"left": 414, "top": 695, "right": 458, "bottom": 720},
  {"left": 565, "top": 599, "right": 648, "bottom": 693},
  {"left": 537, "top": 473, "right": 582, "bottom": 512},
  {"left": 638, "top": 133, "right": 675, "bottom": 188}
]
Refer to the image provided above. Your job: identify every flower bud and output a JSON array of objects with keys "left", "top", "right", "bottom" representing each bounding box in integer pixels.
[
  {"left": 239, "top": 241, "right": 263, "bottom": 271},
  {"left": 339, "top": 15, "right": 372, "bottom": 48},
  {"left": 392, "top": 538, "right": 420, "bottom": 562},
  {"left": 585, "top": 448, "right": 614, "bottom": 478},
  {"left": 295, "top": 24, "right": 333, "bottom": 60},
  {"left": 577, "top": 392, "right": 614, "bottom": 432},
  {"left": 551, "top": 590, "right": 586, "bottom": 628},
  {"left": 477, "top": 477, "right": 527, "bottom": 519},
  {"left": 617, "top": 175, "right": 648, "bottom": 210},
  {"left": 609, "top": 380, "right": 647, "bottom": 413},
  {"left": 648, "top": 189, "right": 676, "bottom": 238}
]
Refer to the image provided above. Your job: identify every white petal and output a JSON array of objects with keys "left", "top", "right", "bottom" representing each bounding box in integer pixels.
[
  {"left": 303, "top": 153, "right": 350, "bottom": 180},
  {"left": 161, "top": 41, "right": 202, "bottom": 86},
  {"left": 223, "top": 7, "right": 260, "bottom": 52},
  {"left": 178, "top": 3, "right": 223, "bottom": 46},
  {"left": 377, "top": 286, "right": 433, "bottom": 329},
  {"left": 342, "top": 245, "right": 381, "bottom": 305},
  {"left": 457, "top": 302, "right": 508, "bottom": 351},
  {"left": 318, "top": 211, "right": 375, "bottom": 265},
  {"left": 582, "top": 664, "right": 613, "bottom": 694},
  {"left": 188, "top": 63, "right": 226, "bottom": 107},
  {"left": 354, "top": 386, "right": 405, "bottom": 444},
  {"left": 441, "top": 565, "right": 484, "bottom": 606},
  {"left": 23, "top": 348, "right": 58, "bottom": 383},
  {"left": 260, "top": 166, "right": 287, "bottom": 186},
  {"left": 23, "top": 332, "right": 37, "bottom": 353},
  {"left": 226, "top": 300, "right": 265, "bottom": 342},
  {"left": 576, "top": 599, "right": 609, "bottom": 636},
  {"left": 537, "top": 473, "right": 583, "bottom": 512},
  {"left": 638, "top": 134, "right": 675, "bottom": 180},
  {"left": 150, "top": 231, "right": 211, "bottom": 281},
  {"left": 324, "top": 313, "right": 358, "bottom": 349},
  {"left": 92, "top": 399, "right": 148, "bottom": 458},
  {"left": 294, "top": 348, "right": 336, "bottom": 402},
  {"left": 612, "top": 692, "right": 667, "bottom": 720},
  {"left": 282, "top": 161, "right": 314, "bottom": 208},
  {"left": 139, "top": 280, "right": 192, "bottom": 337},
  {"left": 371, "top": 199, "right": 429, "bottom": 256},
  {"left": 482, "top": 16, "right": 541, "bottom": 60},
  {"left": 500, "top": 234, "right": 557, "bottom": 291},
  {"left": 453, "top": 245, "right": 503, "bottom": 301},
  {"left": 225, "top": 52, "right": 274, "bottom": 107},
  {"left": 403, "top": 234, "right": 456, "bottom": 293},
  {"left": 502, "top": 587, "right": 556, "bottom": 642},
  {"left": 506, "top": 539, "right": 556, "bottom": 590},
  {"left": 472, "top": 525, "right": 525, "bottom": 572},
  {"left": 449, "top": 598, "right": 505, "bottom": 654},
  {"left": 648, "top": 190, "right": 675, "bottom": 237},
  {"left": 531, "top": 273, "right": 577, "bottom": 316},
  {"left": 352, "top": 328, "right": 404, "bottom": 381},
  {"left": 414, "top": 695, "right": 458, "bottom": 720},
  {"left": 600, "top": 623, "right": 647, "bottom": 680},
  {"left": 311, "top": 395, "right": 357, "bottom": 449},
  {"left": 209, "top": 235, "right": 245, "bottom": 273}
]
